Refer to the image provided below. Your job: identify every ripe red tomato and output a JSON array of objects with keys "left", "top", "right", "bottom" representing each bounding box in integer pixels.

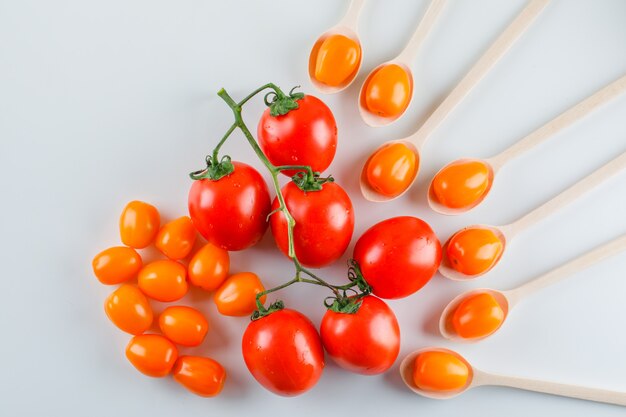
[
  {"left": 270, "top": 181, "right": 354, "bottom": 268},
  {"left": 353, "top": 216, "right": 441, "bottom": 299},
  {"left": 258, "top": 95, "right": 337, "bottom": 177},
  {"left": 188, "top": 161, "right": 271, "bottom": 251},
  {"left": 242, "top": 309, "right": 324, "bottom": 396},
  {"left": 320, "top": 295, "right": 400, "bottom": 375}
]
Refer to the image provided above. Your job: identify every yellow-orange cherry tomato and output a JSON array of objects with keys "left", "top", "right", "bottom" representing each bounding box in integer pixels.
[
  {"left": 105, "top": 284, "right": 153, "bottom": 335},
  {"left": 314, "top": 34, "right": 361, "bottom": 87},
  {"left": 188, "top": 243, "right": 230, "bottom": 291},
  {"left": 366, "top": 142, "right": 418, "bottom": 197},
  {"left": 213, "top": 272, "right": 266, "bottom": 317},
  {"left": 447, "top": 228, "right": 503, "bottom": 276},
  {"left": 155, "top": 216, "right": 197, "bottom": 260},
  {"left": 92, "top": 246, "right": 142, "bottom": 285},
  {"left": 452, "top": 292, "right": 505, "bottom": 339},
  {"left": 126, "top": 334, "right": 178, "bottom": 377},
  {"left": 158, "top": 306, "right": 209, "bottom": 347},
  {"left": 138, "top": 260, "right": 188, "bottom": 302},
  {"left": 364, "top": 64, "right": 412, "bottom": 117},
  {"left": 173, "top": 356, "right": 226, "bottom": 397},
  {"left": 413, "top": 351, "right": 469, "bottom": 392},
  {"left": 432, "top": 160, "right": 491, "bottom": 209},
  {"left": 119, "top": 201, "right": 160, "bottom": 249}
]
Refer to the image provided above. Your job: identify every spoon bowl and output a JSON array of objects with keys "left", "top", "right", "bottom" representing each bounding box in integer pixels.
[
  {"left": 427, "top": 158, "right": 496, "bottom": 215},
  {"left": 439, "top": 225, "right": 508, "bottom": 281},
  {"left": 438, "top": 288, "right": 509, "bottom": 342},
  {"left": 400, "top": 347, "right": 474, "bottom": 399},
  {"left": 359, "top": 139, "right": 420, "bottom": 202}
]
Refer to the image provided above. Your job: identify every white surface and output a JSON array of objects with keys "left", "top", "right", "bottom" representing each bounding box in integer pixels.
[{"left": 1, "top": 0, "right": 626, "bottom": 415}]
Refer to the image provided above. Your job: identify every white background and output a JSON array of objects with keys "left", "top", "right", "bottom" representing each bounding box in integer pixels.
[{"left": 2, "top": 0, "right": 626, "bottom": 415}]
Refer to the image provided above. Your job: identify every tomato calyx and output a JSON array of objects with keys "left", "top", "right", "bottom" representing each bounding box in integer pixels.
[
  {"left": 264, "top": 86, "right": 305, "bottom": 117},
  {"left": 251, "top": 300, "right": 284, "bottom": 321},
  {"left": 324, "top": 260, "right": 372, "bottom": 314},
  {"left": 189, "top": 155, "right": 235, "bottom": 181},
  {"left": 290, "top": 171, "right": 334, "bottom": 192}
]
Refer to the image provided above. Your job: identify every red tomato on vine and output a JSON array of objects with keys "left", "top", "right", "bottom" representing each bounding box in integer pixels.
[
  {"left": 270, "top": 180, "right": 354, "bottom": 268},
  {"left": 188, "top": 161, "right": 271, "bottom": 251},
  {"left": 258, "top": 94, "right": 337, "bottom": 177}
]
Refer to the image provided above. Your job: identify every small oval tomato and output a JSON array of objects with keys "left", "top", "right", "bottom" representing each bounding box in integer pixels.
[
  {"left": 432, "top": 160, "right": 491, "bottom": 209},
  {"left": 363, "top": 64, "right": 412, "bottom": 117},
  {"left": 126, "top": 334, "right": 178, "bottom": 377},
  {"left": 138, "top": 260, "right": 188, "bottom": 302},
  {"left": 313, "top": 34, "right": 361, "bottom": 87},
  {"left": 447, "top": 227, "right": 504, "bottom": 276},
  {"left": 104, "top": 284, "right": 153, "bottom": 335},
  {"left": 92, "top": 246, "right": 142, "bottom": 285},
  {"left": 214, "top": 272, "right": 266, "bottom": 317},
  {"left": 155, "top": 216, "right": 197, "bottom": 260},
  {"left": 353, "top": 216, "right": 441, "bottom": 299},
  {"left": 258, "top": 95, "right": 337, "bottom": 177},
  {"left": 159, "top": 306, "right": 209, "bottom": 347},
  {"left": 242, "top": 309, "right": 324, "bottom": 396},
  {"left": 119, "top": 201, "right": 160, "bottom": 249},
  {"left": 189, "top": 161, "right": 271, "bottom": 251},
  {"left": 320, "top": 295, "right": 400, "bottom": 375},
  {"left": 188, "top": 243, "right": 230, "bottom": 291},
  {"left": 270, "top": 181, "right": 354, "bottom": 268},
  {"left": 366, "top": 142, "right": 418, "bottom": 197},
  {"left": 413, "top": 350, "right": 470, "bottom": 392},
  {"left": 452, "top": 292, "right": 505, "bottom": 339},
  {"left": 173, "top": 356, "right": 226, "bottom": 397}
]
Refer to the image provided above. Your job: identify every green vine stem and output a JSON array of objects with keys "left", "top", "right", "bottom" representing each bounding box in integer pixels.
[{"left": 191, "top": 83, "right": 371, "bottom": 318}]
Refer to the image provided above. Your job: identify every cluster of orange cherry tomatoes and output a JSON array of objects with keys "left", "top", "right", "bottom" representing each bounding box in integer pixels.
[{"left": 92, "top": 201, "right": 266, "bottom": 397}]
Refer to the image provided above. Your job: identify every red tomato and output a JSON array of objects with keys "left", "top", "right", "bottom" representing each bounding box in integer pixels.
[
  {"left": 242, "top": 309, "right": 324, "bottom": 396},
  {"left": 270, "top": 181, "right": 354, "bottom": 268},
  {"left": 258, "top": 95, "right": 337, "bottom": 177},
  {"left": 320, "top": 295, "right": 400, "bottom": 375},
  {"left": 188, "top": 161, "right": 271, "bottom": 251},
  {"left": 353, "top": 216, "right": 441, "bottom": 299},
  {"left": 173, "top": 356, "right": 226, "bottom": 397}
]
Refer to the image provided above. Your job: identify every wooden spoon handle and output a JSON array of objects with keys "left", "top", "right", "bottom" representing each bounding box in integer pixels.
[
  {"left": 509, "top": 233, "right": 626, "bottom": 302},
  {"left": 408, "top": 0, "right": 550, "bottom": 148},
  {"left": 505, "top": 151, "right": 626, "bottom": 237},
  {"left": 474, "top": 371, "right": 626, "bottom": 406},
  {"left": 396, "top": 0, "right": 447, "bottom": 64},
  {"left": 490, "top": 74, "right": 626, "bottom": 169},
  {"left": 338, "top": 0, "right": 366, "bottom": 30}
]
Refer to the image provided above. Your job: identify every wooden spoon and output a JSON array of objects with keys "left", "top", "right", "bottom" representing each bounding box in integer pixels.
[
  {"left": 400, "top": 347, "right": 626, "bottom": 405},
  {"left": 309, "top": 0, "right": 366, "bottom": 94},
  {"left": 440, "top": 233, "right": 626, "bottom": 342},
  {"left": 358, "top": 0, "right": 447, "bottom": 127},
  {"left": 360, "top": 0, "right": 550, "bottom": 202},
  {"left": 428, "top": 73, "right": 626, "bottom": 215},
  {"left": 439, "top": 151, "right": 626, "bottom": 280}
]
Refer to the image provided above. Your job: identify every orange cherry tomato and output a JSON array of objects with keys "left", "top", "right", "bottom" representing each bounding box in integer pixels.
[
  {"left": 138, "top": 260, "right": 188, "bottom": 302},
  {"left": 126, "top": 334, "right": 178, "bottom": 377},
  {"left": 213, "top": 272, "right": 266, "bottom": 317},
  {"left": 188, "top": 243, "right": 230, "bottom": 291},
  {"left": 92, "top": 246, "right": 142, "bottom": 285},
  {"left": 366, "top": 142, "right": 418, "bottom": 197},
  {"left": 313, "top": 34, "right": 361, "bottom": 87},
  {"left": 158, "top": 306, "right": 209, "bottom": 347},
  {"left": 452, "top": 292, "right": 505, "bottom": 339},
  {"left": 363, "top": 64, "right": 412, "bottom": 117},
  {"left": 155, "top": 216, "right": 197, "bottom": 260},
  {"left": 413, "top": 350, "right": 469, "bottom": 392},
  {"left": 119, "top": 201, "right": 160, "bottom": 249},
  {"left": 447, "top": 228, "right": 503, "bottom": 276},
  {"left": 104, "top": 284, "right": 153, "bottom": 335},
  {"left": 432, "top": 160, "right": 491, "bottom": 209},
  {"left": 173, "top": 356, "right": 226, "bottom": 397}
]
